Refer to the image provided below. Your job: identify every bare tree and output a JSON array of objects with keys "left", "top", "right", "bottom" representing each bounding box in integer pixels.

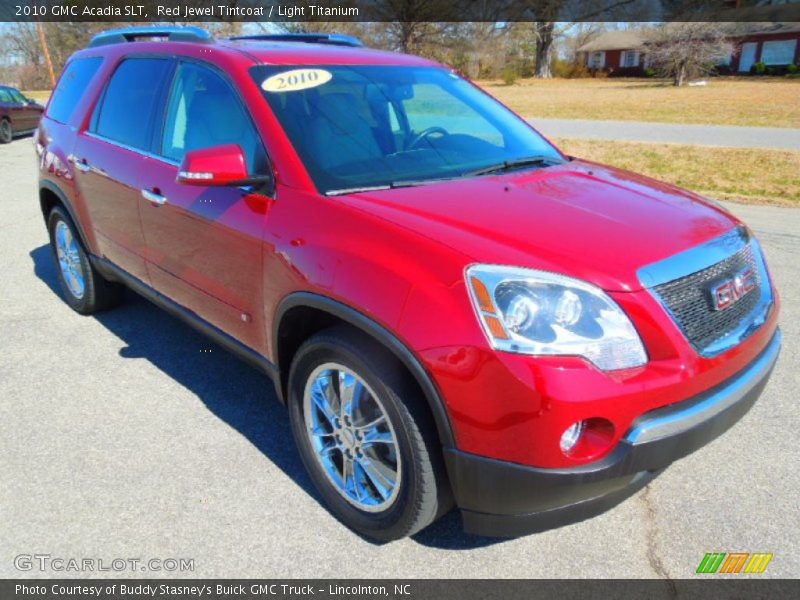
[
  {"left": 644, "top": 22, "right": 736, "bottom": 86},
  {"left": 526, "top": 0, "right": 638, "bottom": 78},
  {"left": 561, "top": 22, "right": 606, "bottom": 64}
]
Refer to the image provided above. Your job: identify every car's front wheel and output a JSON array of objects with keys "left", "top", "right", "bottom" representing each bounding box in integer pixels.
[
  {"left": 47, "top": 206, "right": 124, "bottom": 314},
  {"left": 288, "top": 327, "right": 450, "bottom": 541},
  {"left": 0, "top": 119, "right": 12, "bottom": 144}
]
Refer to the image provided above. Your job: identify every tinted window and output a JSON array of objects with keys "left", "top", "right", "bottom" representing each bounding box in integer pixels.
[
  {"left": 8, "top": 88, "right": 27, "bottom": 103},
  {"left": 0, "top": 89, "right": 11, "bottom": 103},
  {"left": 47, "top": 57, "right": 103, "bottom": 123},
  {"left": 161, "top": 62, "right": 267, "bottom": 175},
  {"left": 253, "top": 65, "right": 562, "bottom": 194},
  {"left": 93, "top": 58, "right": 172, "bottom": 150}
]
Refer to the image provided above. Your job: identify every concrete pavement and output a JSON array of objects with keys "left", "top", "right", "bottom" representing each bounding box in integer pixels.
[
  {"left": 529, "top": 117, "right": 800, "bottom": 150},
  {"left": 1, "top": 138, "right": 798, "bottom": 578}
]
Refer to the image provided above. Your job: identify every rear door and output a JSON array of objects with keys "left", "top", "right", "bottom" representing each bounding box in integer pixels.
[
  {"left": 138, "top": 60, "right": 273, "bottom": 349},
  {"left": 71, "top": 57, "right": 174, "bottom": 282}
]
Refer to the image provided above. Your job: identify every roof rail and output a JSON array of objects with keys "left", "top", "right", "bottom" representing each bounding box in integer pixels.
[
  {"left": 89, "top": 26, "right": 212, "bottom": 48},
  {"left": 229, "top": 33, "right": 364, "bottom": 48}
]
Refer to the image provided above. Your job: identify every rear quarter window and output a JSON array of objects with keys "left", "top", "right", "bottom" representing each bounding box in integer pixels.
[
  {"left": 47, "top": 57, "right": 103, "bottom": 124},
  {"left": 91, "top": 57, "right": 173, "bottom": 151}
]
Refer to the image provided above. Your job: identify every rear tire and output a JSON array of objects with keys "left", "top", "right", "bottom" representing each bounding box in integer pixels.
[
  {"left": 288, "top": 326, "right": 450, "bottom": 541},
  {"left": 0, "top": 119, "right": 12, "bottom": 144},
  {"left": 47, "top": 206, "right": 124, "bottom": 314}
]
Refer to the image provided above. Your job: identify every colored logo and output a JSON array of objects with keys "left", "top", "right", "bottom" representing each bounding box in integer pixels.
[
  {"left": 710, "top": 267, "right": 756, "bottom": 311},
  {"left": 697, "top": 552, "right": 773, "bottom": 574}
]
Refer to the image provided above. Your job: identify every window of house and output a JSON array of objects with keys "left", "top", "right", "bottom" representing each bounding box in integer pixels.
[
  {"left": 589, "top": 52, "right": 605, "bottom": 68},
  {"left": 92, "top": 58, "right": 173, "bottom": 150},
  {"left": 622, "top": 51, "right": 639, "bottom": 68},
  {"left": 760, "top": 40, "right": 797, "bottom": 65}
]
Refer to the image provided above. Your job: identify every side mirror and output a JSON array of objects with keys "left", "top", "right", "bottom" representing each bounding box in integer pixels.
[
  {"left": 177, "top": 144, "right": 248, "bottom": 186},
  {"left": 177, "top": 144, "right": 270, "bottom": 188}
]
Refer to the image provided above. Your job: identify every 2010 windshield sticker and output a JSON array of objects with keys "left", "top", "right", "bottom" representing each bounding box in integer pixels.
[{"left": 262, "top": 69, "right": 332, "bottom": 93}]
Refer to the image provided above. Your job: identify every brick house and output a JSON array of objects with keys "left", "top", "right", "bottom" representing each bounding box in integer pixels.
[
  {"left": 578, "top": 30, "right": 649, "bottom": 77},
  {"left": 578, "top": 23, "right": 800, "bottom": 76},
  {"left": 727, "top": 22, "right": 800, "bottom": 72}
]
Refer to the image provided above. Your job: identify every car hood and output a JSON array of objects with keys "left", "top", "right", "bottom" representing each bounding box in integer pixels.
[{"left": 338, "top": 160, "right": 740, "bottom": 292}]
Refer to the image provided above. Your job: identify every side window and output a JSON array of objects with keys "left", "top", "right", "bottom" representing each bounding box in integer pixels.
[
  {"left": 0, "top": 89, "right": 11, "bottom": 103},
  {"left": 92, "top": 58, "right": 172, "bottom": 150},
  {"left": 402, "top": 83, "right": 504, "bottom": 148},
  {"left": 161, "top": 62, "right": 267, "bottom": 175},
  {"left": 9, "top": 89, "right": 27, "bottom": 104},
  {"left": 387, "top": 102, "right": 402, "bottom": 135},
  {"left": 47, "top": 57, "right": 103, "bottom": 124}
]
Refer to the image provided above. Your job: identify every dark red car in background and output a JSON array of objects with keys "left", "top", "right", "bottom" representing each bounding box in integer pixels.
[
  {"left": 0, "top": 85, "right": 44, "bottom": 143},
  {"left": 35, "top": 27, "right": 780, "bottom": 541}
]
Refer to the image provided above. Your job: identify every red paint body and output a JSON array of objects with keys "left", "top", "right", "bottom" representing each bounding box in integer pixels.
[
  {"left": 0, "top": 85, "right": 44, "bottom": 136},
  {"left": 177, "top": 144, "right": 250, "bottom": 186},
  {"left": 37, "top": 38, "right": 780, "bottom": 473}
]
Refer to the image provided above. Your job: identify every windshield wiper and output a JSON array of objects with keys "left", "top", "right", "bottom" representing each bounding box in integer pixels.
[
  {"left": 325, "top": 185, "right": 391, "bottom": 196},
  {"left": 389, "top": 176, "right": 462, "bottom": 189},
  {"left": 465, "top": 155, "right": 564, "bottom": 178},
  {"left": 325, "top": 156, "right": 564, "bottom": 195}
]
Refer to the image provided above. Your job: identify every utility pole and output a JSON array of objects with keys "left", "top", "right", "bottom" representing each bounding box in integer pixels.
[{"left": 35, "top": 20, "right": 56, "bottom": 89}]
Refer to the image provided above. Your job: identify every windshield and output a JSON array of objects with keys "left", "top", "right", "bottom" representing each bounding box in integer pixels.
[
  {"left": 8, "top": 88, "right": 27, "bottom": 104},
  {"left": 251, "top": 65, "right": 564, "bottom": 194}
]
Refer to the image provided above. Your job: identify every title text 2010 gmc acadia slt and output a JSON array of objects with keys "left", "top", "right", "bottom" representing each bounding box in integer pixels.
[{"left": 36, "top": 27, "right": 781, "bottom": 540}]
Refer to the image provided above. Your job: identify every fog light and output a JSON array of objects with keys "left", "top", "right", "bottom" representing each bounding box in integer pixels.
[{"left": 560, "top": 420, "right": 586, "bottom": 453}]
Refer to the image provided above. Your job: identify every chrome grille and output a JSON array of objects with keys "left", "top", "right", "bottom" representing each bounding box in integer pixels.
[{"left": 653, "top": 244, "right": 761, "bottom": 352}]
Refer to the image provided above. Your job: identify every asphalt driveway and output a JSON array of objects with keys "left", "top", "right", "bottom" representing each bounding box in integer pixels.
[
  {"left": 1, "top": 138, "right": 798, "bottom": 578},
  {"left": 529, "top": 118, "right": 800, "bottom": 150}
]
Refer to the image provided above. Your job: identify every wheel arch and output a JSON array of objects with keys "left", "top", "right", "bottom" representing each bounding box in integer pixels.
[
  {"left": 274, "top": 292, "right": 456, "bottom": 449},
  {"left": 39, "top": 181, "right": 91, "bottom": 250}
]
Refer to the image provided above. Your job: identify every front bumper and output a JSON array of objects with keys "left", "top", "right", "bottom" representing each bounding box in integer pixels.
[{"left": 447, "top": 329, "right": 781, "bottom": 537}]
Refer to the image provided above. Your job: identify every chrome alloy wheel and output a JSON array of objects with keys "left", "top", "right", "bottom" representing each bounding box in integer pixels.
[
  {"left": 303, "top": 363, "right": 402, "bottom": 512},
  {"left": 55, "top": 221, "right": 85, "bottom": 299}
]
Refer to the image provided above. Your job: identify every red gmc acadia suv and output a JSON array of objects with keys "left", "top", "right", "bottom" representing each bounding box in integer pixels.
[{"left": 36, "top": 27, "right": 781, "bottom": 540}]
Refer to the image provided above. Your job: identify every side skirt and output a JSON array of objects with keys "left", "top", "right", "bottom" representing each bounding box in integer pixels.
[{"left": 90, "top": 255, "right": 283, "bottom": 402}]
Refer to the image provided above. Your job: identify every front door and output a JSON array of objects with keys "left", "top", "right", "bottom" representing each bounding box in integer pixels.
[
  {"left": 72, "top": 57, "right": 174, "bottom": 283},
  {"left": 6, "top": 88, "right": 38, "bottom": 130},
  {"left": 739, "top": 42, "right": 758, "bottom": 72},
  {"left": 0, "top": 87, "right": 28, "bottom": 132},
  {"left": 138, "top": 60, "right": 273, "bottom": 350}
]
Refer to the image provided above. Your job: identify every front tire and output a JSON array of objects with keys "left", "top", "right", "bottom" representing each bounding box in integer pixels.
[
  {"left": 47, "top": 206, "right": 124, "bottom": 314},
  {"left": 0, "top": 119, "right": 12, "bottom": 144},
  {"left": 288, "top": 327, "right": 449, "bottom": 541}
]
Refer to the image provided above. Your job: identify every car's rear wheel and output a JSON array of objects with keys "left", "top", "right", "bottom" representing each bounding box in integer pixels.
[
  {"left": 288, "top": 327, "right": 449, "bottom": 541},
  {"left": 0, "top": 119, "right": 12, "bottom": 144},
  {"left": 47, "top": 206, "right": 124, "bottom": 314}
]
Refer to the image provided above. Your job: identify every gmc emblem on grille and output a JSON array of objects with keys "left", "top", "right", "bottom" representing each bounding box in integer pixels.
[{"left": 710, "top": 267, "right": 756, "bottom": 311}]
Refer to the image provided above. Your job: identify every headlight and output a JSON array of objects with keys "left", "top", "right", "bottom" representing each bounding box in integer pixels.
[{"left": 466, "top": 265, "right": 647, "bottom": 371}]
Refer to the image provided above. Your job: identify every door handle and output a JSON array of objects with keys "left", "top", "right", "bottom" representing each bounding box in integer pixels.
[
  {"left": 73, "top": 157, "right": 91, "bottom": 173},
  {"left": 141, "top": 188, "right": 167, "bottom": 207}
]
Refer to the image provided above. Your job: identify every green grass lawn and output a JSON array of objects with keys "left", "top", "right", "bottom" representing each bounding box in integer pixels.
[
  {"left": 556, "top": 137, "right": 800, "bottom": 206},
  {"left": 481, "top": 77, "right": 800, "bottom": 128}
]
